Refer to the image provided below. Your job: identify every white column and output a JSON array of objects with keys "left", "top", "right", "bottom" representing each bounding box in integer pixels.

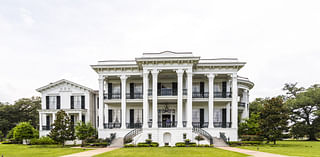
[
  {"left": 176, "top": 69, "right": 184, "bottom": 128},
  {"left": 79, "top": 112, "right": 82, "bottom": 122},
  {"left": 186, "top": 70, "right": 193, "bottom": 128},
  {"left": 151, "top": 69, "right": 159, "bottom": 128},
  {"left": 52, "top": 113, "right": 56, "bottom": 123},
  {"left": 143, "top": 70, "right": 149, "bottom": 128},
  {"left": 207, "top": 73, "right": 215, "bottom": 128},
  {"left": 226, "top": 102, "right": 231, "bottom": 124},
  {"left": 120, "top": 75, "right": 127, "bottom": 129},
  {"left": 98, "top": 75, "right": 104, "bottom": 129},
  {"left": 39, "top": 112, "right": 42, "bottom": 131},
  {"left": 104, "top": 78, "right": 109, "bottom": 124},
  {"left": 231, "top": 73, "right": 238, "bottom": 129},
  {"left": 243, "top": 89, "right": 249, "bottom": 119}
]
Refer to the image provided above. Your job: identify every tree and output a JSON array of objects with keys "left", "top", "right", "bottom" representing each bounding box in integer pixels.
[
  {"left": 49, "top": 110, "right": 75, "bottom": 146},
  {"left": 239, "top": 113, "right": 262, "bottom": 136},
  {"left": 194, "top": 135, "right": 204, "bottom": 145},
  {"left": 75, "top": 122, "right": 96, "bottom": 147},
  {"left": 260, "top": 97, "right": 289, "bottom": 144},
  {"left": 13, "top": 122, "right": 37, "bottom": 143},
  {"left": 249, "top": 98, "right": 265, "bottom": 116},
  {"left": 0, "top": 130, "right": 4, "bottom": 142},
  {"left": 286, "top": 85, "right": 320, "bottom": 141},
  {"left": 283, "top": 83, "right": 305, "bottom": 98}
]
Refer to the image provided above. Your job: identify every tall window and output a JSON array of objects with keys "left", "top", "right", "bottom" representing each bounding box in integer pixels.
[
  {"left": 192, "top": 109, "right": 200, "bottom": 122},
  {"left": 213, "top": 110, "right": 222, "bottom": 122},
  {"left": 49, "top": 96, "right": 57, "bottom": 109},
  {"left": 74, "top": 96, "right": 81, "bottom": 109}
]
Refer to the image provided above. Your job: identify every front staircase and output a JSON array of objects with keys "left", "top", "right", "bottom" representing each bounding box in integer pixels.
[
  {"left": 213, "top": 137, "right": 229, "bottom": 147},
  {"left": 123, "top": 128, "right": 142, "bottom": 144},
  {"left": 109, "top": 137, "right": 124, "bottom": 147},
  {"left": 192, "top": 127, "right": 213, "bottom": 145}
]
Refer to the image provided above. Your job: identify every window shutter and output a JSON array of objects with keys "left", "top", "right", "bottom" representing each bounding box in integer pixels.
[
  {"left": 46, "top": 96, "right": 49, "bottom": 109},
  {"left": 82, "top": 115, "right": 85, "bottom": 123},
  {"left": 70, "top": 96, "right": 74, "bottom": 109},
  {"left": 56, "top": 96, "right": 60, "bottom": 109},
  {"left": 81, "top": 96, "right": 85, "bottom": 109}
]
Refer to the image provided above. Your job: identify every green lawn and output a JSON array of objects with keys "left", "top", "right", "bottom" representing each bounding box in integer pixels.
[
  {"left": 238, "top": 141, "right": 320, "bottom": 157},
  {"left": 0, "top": 144, "right": 88, "bottom": 157},
  {"left": 95, "top": 147, "right": 249, "bottom": 157}
]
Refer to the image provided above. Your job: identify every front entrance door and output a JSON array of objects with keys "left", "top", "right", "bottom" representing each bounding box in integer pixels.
[
  {"left": 200, "top": 109, "right": 204, "bottom": 128},
  {"left": 130, "top": 109, "right": 134, "bottom": 128}
]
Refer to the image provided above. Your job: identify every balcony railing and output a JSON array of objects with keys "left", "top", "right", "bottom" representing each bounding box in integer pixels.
[
  {"left": 213, "top": 122, "right": 232, "bottom": 128},
  {"left": 192, "top": 122, "right": 208, "bottom": 128},
  {"left": 158, "top": 121, "right": 177, "bottom": 128},
  {"left": 239, "top": 102, "right": 246, "bottom": 107},
  {"left": 42, "top": 125, "right": 51, "bottom": 130},
  {"left": 126, "top": 93, "right": 143, "bottom": 99},
  {"left": 214, "top": 92, "right": 232, "bottom": 98},
  {"left": 104, "top": 93, "right": 121, "bottom": 99},
  {"left": 126, "top": 123, "right": 142, "bottom": 128},
  {"left": 104, "top": 123, "right": 121, "bottom": 129},
  {"left": 158, "top": 88, "right": 177, "bottom": 96},
  {"left": 183, "top": 89, "right": 187, "bottom": 95},
  {"left": 192, "top": 92, "right": 209, "bottom": 98}
]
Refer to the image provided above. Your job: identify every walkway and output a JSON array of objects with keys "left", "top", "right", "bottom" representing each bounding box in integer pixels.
[
  {"left": 61, "top": 147, "right": 119, "bottom": 157},
  {"left": 217, "top": 147, "right": 291, "bottom": 157}
]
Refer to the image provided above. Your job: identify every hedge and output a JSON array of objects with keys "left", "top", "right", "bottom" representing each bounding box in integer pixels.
[
  {"left": 30, "top": 137, "right": 57, "bottom": 145},
  {"left": 135, "top": 142, "right": 159, "bottom": 147},
  {"left": 175, "top": 142, "right": 197, "bottom": 147},
  {"left": 228, "top": 141, "right": 262, "bottom": 146}
]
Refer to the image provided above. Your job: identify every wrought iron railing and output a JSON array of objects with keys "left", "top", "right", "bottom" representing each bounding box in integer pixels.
[
  {"left": 126, "top": 93, "right": 143, "bottom": 99},
  {"left": 192, "top": 92, "right": 209, "bottom": 98},
  {"left": 220, "top": 132, "right": 228, "bottom": 144},
  {"left": 126, "top": 123, "right": 142, "bottom": 128},
  {"left": 214, "top": 92, "right": 232, "bottom": 98},
  {"left": 213, "top": 122, "right": 232, "bottom": 128},
  {"left": 183, "top": 89, "right": 187, "bottom": 95},
  {"left": 192, "top": 122, "right": 209, "bottom": 128},
  {"left": 104, "top": 93, "right": 121, "bottom": 99},
  {"left": 239, "top": 102, "right": 246, "bottom": 107},
  {"left": 158, "top": 88, "right": 177, "bottom": 96},
  {"left": 123, "top": 128, "right": 142, "bottom": 144},
  {"left": 42, "top": 125, "right": 51, "bottom": 130},
  {"left": 104, "top": 123, "right": 121, "bottom": 129},
  {"left": 158, "top": 121, "right": 177, "bottom": 128},
  {"left": 148, "top": 89, "right": 152, "bottom": 96},
  {"left": 192, "top": 127, "right": 213, "bottom": 145}
]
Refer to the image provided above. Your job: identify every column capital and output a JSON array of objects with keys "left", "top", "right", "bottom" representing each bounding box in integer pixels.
[
  {"left": 98, "top": 75, "right": 105, "bottom": 80},
  {"left": 151, "top": 69, "right": 159, "bottom": 75},
  {"left": 231, "top": 73, "right": 237, "bottom": 78},
  {"left": 207, "top": 73, "right": 216, "bottom": 78},
  {"left": 143, "top": 69, "right": 150, "bottom": 75},
  {"left": 120, "top": 75, "right": 128, "bottom": 80}
]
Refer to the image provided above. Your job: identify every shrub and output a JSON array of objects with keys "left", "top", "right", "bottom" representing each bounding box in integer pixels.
[
  {"left": 136, "top": 142, "right": 159, "bottom": 147},
  {"left": 87, "top": 142, "right": 109, "bottom": 147},
  {"left": 13, "top": 122, "right": 37, "bottom": 143},
  {"left": 30, "top": 137, "right": 57, "bottom": 145},
  {"left": 240, "top": 135, "right": 263, "bottom": 141},
  {"left": 124, "top": 144, "right": 135, "bottom": 147},
  {"left": 1, "top": 141, "right": 14, "bottom": 144},
  {"left": 175, "top": 142, "right": 186, "bottom": 147},
  {"left": 184, "top": 139, "right": 190, "bottom": 145},
  {"left": 150, "top": 142, "right": 159, "bottom": 147},
  {"left": 137, "top": 143, "right": 150, "bottom": 147},
  {"left": 228, "top": 141, "right": 262, "bottom": 146},
  {"left": 189, "top": 143, "right": 197, "bottom": 147},
  {"left": 145, "top": 139, "right": 152, "bottom": 144},
  {"left": 210, "top": 144, "right": 214, "bottom": 147},
  {"left": 124, "top": 138, "right": 133, "bottom": 144}
]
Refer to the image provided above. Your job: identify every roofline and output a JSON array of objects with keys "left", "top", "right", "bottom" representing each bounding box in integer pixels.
[{"left": 36, "top": 79, "right": 94, "bottom": 93}]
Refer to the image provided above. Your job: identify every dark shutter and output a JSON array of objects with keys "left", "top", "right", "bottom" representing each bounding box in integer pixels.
[
  {"left": 97, "top": 97, "right": 99, "bottom": 109},
  {"left": 108, "top": 109, "right": 113, "bottom": 123},
  {"left": 157, "top": 83, "right": 161, "bottom": 95},
  {"left": 130, "top": 83, "right": 134, "bottom": 99},
  {"left": 46, "top": 96, "right": 49, "bottom": 109},
  {"left": 222, "top": 81, "right": 227, "bottom": 98},
  {"left": 172, "top": 82, "right": 177, "bottom": 96},
  {"left": 46, "top": 116, "right": 50, "bottom": 128},
  {"left": 56, "top": 96, "right": 60, "bottom": 109},
  {"left": 222, "top": 108, "right": 227, "bottom": 128},
  {"left": 108, "top": 83, "right": 112, "bottom": 99},
  {"left": 82, "top": 115, "right": 85, "bottom": 123},
  {"left": 71, "top": 115, "right": 75, "bottom": 126},
  {"left": 130, "top": 109, "right": 134, "bottom": 128},
  {"left": 81, "top": 96, "right": 85, "bottom": 109},
  {"left": 200, "top": 82, "right": 204, "bottom": 97},
  {"left": 70, "top": 96, "right": 74, "bottom": 109},
  {"left": 200, "top": 109, "right": 204, "bottom": 128}
]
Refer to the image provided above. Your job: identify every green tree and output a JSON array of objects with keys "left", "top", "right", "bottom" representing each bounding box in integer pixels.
[
  {"left": 49, "top": 110, "right": 75, "bottom": 146},
  {"left": 0, "top": 130, "right": 4, "bottom": 142},
  {"left": 13, "top": 122, "right": 37, "bottom": 143},
  {"left": 260, "top": 97, "right": 289, "bottom": 144},
  {"left": 249, "top": 98, "right": 265, "bottom": 116},
  {"left": 194, "top": 135, "right": 204, "bottom": 145},
  {"left": 239, "top": 113, "right": 261, "bottom": 136},
  {"left": 75, "top": 122, "right": 96, "bottom": 147},
  {"left": 286, "top": 85, "right": 320, "bottom": 141}
]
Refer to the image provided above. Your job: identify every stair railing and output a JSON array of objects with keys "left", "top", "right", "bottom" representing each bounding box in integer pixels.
[
  {"left": 123, "top": 128, "right": 142, "bottom": 144},
  {"left": 192, "top": 127, "right": 213, "bottom": 145}
]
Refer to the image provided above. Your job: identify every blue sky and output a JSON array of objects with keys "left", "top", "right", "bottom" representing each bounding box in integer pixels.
[{"left": 0, "top": 0, "right": 320, "bottom": 103}]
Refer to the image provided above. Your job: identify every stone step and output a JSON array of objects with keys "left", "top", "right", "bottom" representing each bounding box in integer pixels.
[
  {"left": 213, "top": 137, "right": 229, "bottom": 147},
  {"left": 109, "top": 137, "right": 124, "bottom": 147}
]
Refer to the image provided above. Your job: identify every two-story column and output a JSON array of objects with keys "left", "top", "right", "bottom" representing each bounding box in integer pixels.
[
  {"left": 176, "top": 69, "right": 184, "bottom": 128},
  {"left": 207, "top": 73, "right": 215, "bottom": 128},
  {"left": 231, "top": 73, "right": 238, "bottom": 129},
  {"left": 120, "top": 75, "right": 127, "bottom": 129},
  {"left": 39, "top": 112, "right": 42, "bottom": 131},
  {"left": 98, "top": 75, "right": 105, "bottom": 129},
  {"left": 243, "top": 89, "right": 249, "bottom": 119},
  {"left": 143, "top": 70, "right": 149, "bottom": 128},
  {"left": 186, "top": 69, "right": 193, "bottom": 128},
  {"left": 151, "top": 69, "right": 159, "bottom": 128}
]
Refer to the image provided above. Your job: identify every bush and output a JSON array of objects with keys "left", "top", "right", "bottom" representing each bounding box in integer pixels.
[
  {"left": 136, "top": 142, "right": 159, "bottom": 147},
  {"left": 124, "top": 138, "right": 133, "bottom": 144},
  {"left": 228, "top": 141, "right": 262, "bottom": 146},
  {"left": 150, "top": 142, "right": 159, "bottom": 147},
  {"left": 124, "top": 144, "right": 135, "bottom": 147},
  {"left": 240, "top": 135, "right": 263, "bottom": 141},
  {"left": 13, "top": 122, "right": 37, "bottom": 142},
  {"left": 145, "top": 139, "right": 152, "bottom": 144},
  {"left": 189, "top": 143, "right": 197, "bottom": 147},
  {"left": 1, "top": 141, "right": 14, "bottom": 144},
  {"left": 30, "top": 137, "right": 57, "bottom": 145},
  {"left": 87, "top": 142, "right": 109, "bottom": 147},
  {"left": 137, "top": 143, "right": 150, "bottom": 147},
  {"left": 175, "top": 142, "right": 186, "bottom": 147}
]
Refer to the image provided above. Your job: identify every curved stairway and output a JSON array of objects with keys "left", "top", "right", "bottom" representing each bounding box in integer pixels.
[
  {"left": 123, "top": 128, "right": 142, "bottom": 144},
  {"left": 192, "top": 127, "right": 213, "bottom": 145}
]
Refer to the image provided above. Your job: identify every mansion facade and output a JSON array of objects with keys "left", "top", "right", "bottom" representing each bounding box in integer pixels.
[{"left": 37, "top": 51, "right": 253, "bottom": 146}]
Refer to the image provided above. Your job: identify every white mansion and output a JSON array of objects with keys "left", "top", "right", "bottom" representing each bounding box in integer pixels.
[{"left": 37, "top": 51, "right": 253, "bottom": 146}]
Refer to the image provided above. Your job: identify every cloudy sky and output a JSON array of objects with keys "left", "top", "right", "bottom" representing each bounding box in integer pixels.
[{"left": 0, "top": 0, "right": 319, "bottom": 103}]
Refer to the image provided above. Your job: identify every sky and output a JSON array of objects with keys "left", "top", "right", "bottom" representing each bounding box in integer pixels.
[{"left": 0, "top": 0, "right": 320, "bottom": 104}]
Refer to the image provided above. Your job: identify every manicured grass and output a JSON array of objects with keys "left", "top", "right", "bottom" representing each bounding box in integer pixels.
[
  {"left": 238, "top": 140, "right": 320, "bottom": 157},
  {"left": 0, "top": 144, "right": 89, "bottom": 157},
  {"left": 95, "top": 147, "right": 249, "bottom": 157}
]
